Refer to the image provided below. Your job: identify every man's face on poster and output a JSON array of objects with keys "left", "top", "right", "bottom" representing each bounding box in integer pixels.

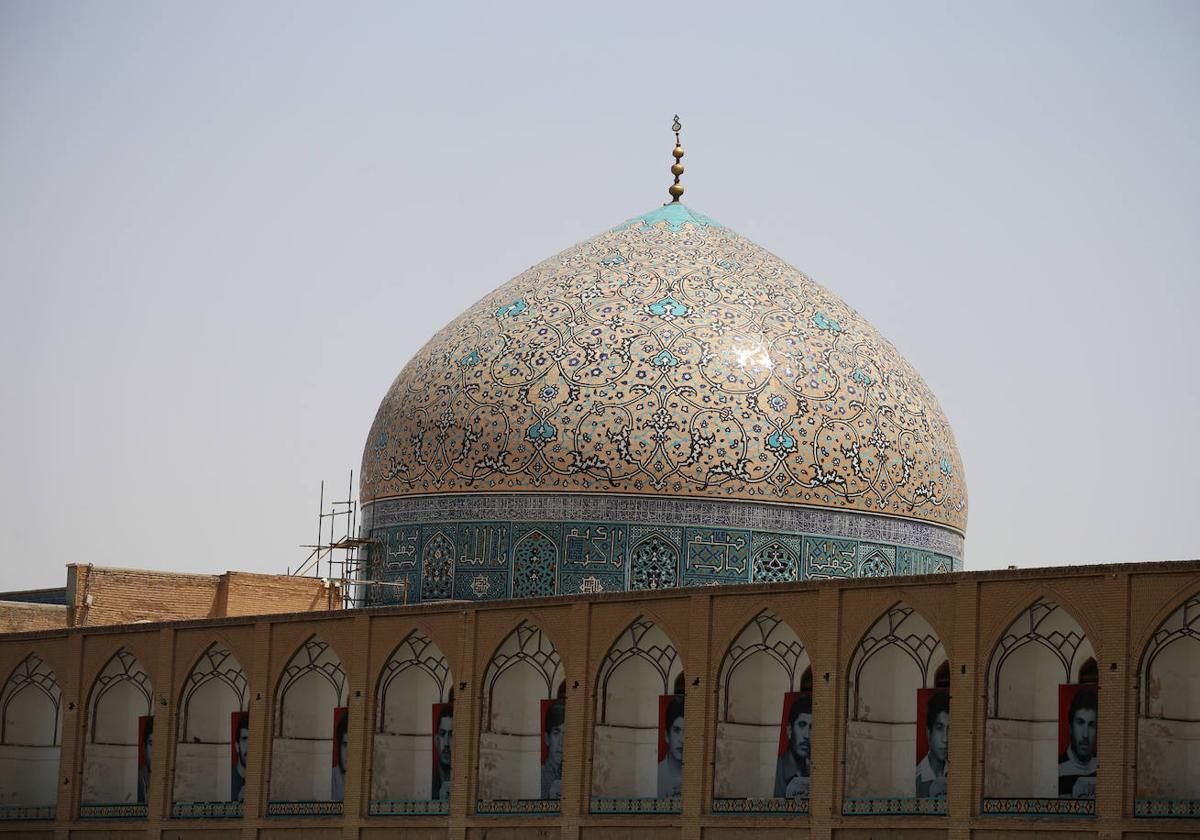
[
  {"left": 436, "top": 713, "right": 454, "bottom": 771},
  {"left": 545, "top": 720, "right": 565, "bottom": 767},
  {"left": 236, "top": 726, "right": 249, "bottom": 770},
  {"left": 144, "top": 729, "right": 153, "bottom": 767},
  {"left": 338, "top": 730, "right": 348, "bottom": 772},
  {"left": 789, "top": 712, "right": 812, "bottom": 761},
  {"left": 928, "top": 710, "right": 949, "bottom": 764},
  {"left": 666, "top": 715, "right": 684, "bottom": 763},
  {"left": 1070, "top": 706, "right": 1096, "bottom": 762}
]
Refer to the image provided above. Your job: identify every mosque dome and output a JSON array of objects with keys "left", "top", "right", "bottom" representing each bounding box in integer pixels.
[{"left": 358, "top": 201, "right": 966, "bottom": 604}]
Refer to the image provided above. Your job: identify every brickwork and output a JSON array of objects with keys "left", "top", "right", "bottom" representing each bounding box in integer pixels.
[
  {"left": 0, "top": 602, "right": 68, "bottom": 633},
  {"left": 65, "top": 566, "right": 336, "bottom": 628},
  {"left": 0, "top": 559, "right": 1198, "bottom": 840}
]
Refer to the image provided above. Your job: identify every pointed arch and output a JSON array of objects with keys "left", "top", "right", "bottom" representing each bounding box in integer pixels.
[
  {"left": 981, "top": 597, "right": 1094, "bottom": 805},
  {"left": 369, "top": 629, "right": 455, "bottom": 809},
  {"left": 1134, "top": 591, "right": 1200, "bottom": 809},
  {"left": 512, "top": 530, "right": 559, "bottom": 600},
  {"left": 80, "top": 648, "right": 153, "bottom": 809},
  {"left": 848, "top": 602, "right": 946, "bottom": 721},
  {"left": 717, "top": 609, "right": 809, "bottom": 723},
  {"left": 171, "top": 644, "right": 248, "bottom": 811},
  {"left": 0, "top": 653, "right": 62, "bottom": 814},
  {"left": 985, "top": 597, "right": 1092, "bottom": 719},
  {"left": 0, "top": 653, "right": 61, "bottom": 747},
  {"left": 87, "top": 649, "right": 153, "bottom": 744},
  {"left": 713, "top": 611, "right": 810, "bottom": 803},
  {"left": 476, "top": 620, "right": 564, "bottom": 805},
  {"left": 843, "top": 602, "right": 946, "bottom": 807},
  {"left": 268, "top": 635, "right": 347, "bottom": 807},
  {"left": 590, "top": 615, "right": 683, "bottom": 806}
]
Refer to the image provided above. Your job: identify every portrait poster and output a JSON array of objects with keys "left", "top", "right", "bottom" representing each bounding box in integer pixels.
[
  {"left": 540, "top": 699, "right": 561, "bottom": 763},
  {"left": 331, "top": 706, "right": 348, "bottom": 802},
  {"left": 774, "top": 691, "right": 811, "bottom": 800},
  {"left": 431, "top": 702, "right": 452, "bottom": 801},
  {"left": 656, "top": 693, "right": 684, "bottom": 799},
  {"left": 915, "top": 688, "right": 949, "bottom": 797},
  {"left": 657, "top": 694, "right": 682, "bottom": 762},
  {"left": 777, "top": 691, "right": 803, "bottom": 757},
  {"left": 1057, "top": 683, "right": 1098, "bottom": 799},
  {"left": 136, "top": 714, "right": 152, "bottom": 803},
  {"left": 540, "top": 699, "right": 565, "bottom": 800},
  {"left": 230, "top": 711, "right": 249, "bottom": 802}
]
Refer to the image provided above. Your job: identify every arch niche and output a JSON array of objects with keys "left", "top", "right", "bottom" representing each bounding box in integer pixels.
[
  {"left": 268, "top": 636, "right": 348, "bottom": 807},
  {"left": 370, "top": 631, "right": 454, "bottom": 813},
  {"left": 171, "top": 645, "right": 249, "bottom": 814},
  {"left": 0, "top": 653, "right": 62, "bottom": 818},
  {"left": 476, "top": 621, "right": 564, "bottom": 808},
  {"left": 713, "top": 611, "right": 810, "bottom": 810},
  {"left": 844, "top": 603, "right": 947, "bottom": 814},
  {"left": 81, "top": 649, "right": 154, "bottom": 810},
  {"left": 590, "top": 616, "right": 683, "bottom": 811},
  {"left": 1135, "top": 592, "right": 1200, "bottom": 818},
  {"left": 982, "top": 597, "right": 1095, "bottom": 810}
]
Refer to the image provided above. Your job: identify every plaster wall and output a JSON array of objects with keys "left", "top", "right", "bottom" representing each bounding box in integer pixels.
[
  {"left": 590, "top": 725, "right": 657, "bottom": 798},
  {"left": 477, "top": 732, "right": 539, "bottom": 800},
  {"left": 270, "top": 738, "right": 333, "bottom": 802},
  {"left": 712, "top": 721, "right": 776, "bottom": 797},
  {"left": 80, "top": 743, "right": 138, "bottom": 804},
  {"left": 4, "top": 684, "right": 59, "bottom": 745},
  {"left": 1136, "top": 719, "right": 1200, "bottom": 799},
  {"left": 1138, "top": 631, "right": 1200, "bottom": 799},
  {"left": 983, "top": 718, "right": 1058, "bottom": 797},
  {"left": 371, "top": 733, "right": 433, "bottom": 800},
  {"left": 374, "top": 664, "right": 442, "bottom": 801},
  {"left": 0, "top": 745, "right": 59, "bottom": 806},
  {"left": 173, "top": 743, "right": 231, "bottom": 803},
  {"left": 479, "top": 661, "right": 543, "bottom": 800},
  {"left": 845, "top": 720, "right": 917, "bottom": 797}
]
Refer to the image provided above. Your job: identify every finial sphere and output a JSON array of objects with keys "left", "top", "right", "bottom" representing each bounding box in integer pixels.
[
  {"left": 669, "top": 183, "right": 685, "bottom": 198},
  {"left": 673, "top": 145, "right": 684, "bottom": 160},
  {"left": 671, "top": 163, "right": 684, "bottom": 176}
]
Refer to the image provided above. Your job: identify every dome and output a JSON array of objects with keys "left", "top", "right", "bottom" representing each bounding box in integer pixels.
[{"left": 359, "top": 203, "right": 966, "bottom": 604}]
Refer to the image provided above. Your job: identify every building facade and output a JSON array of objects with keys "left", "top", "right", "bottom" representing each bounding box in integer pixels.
[{"left": 1, "top": 559, "right": 1198, "bottom": 839}]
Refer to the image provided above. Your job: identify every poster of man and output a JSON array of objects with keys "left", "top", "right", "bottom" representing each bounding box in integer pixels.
[
  {"left": 657, "top": 694, "right": 684, "bottom": 798},
  {"left": 432, "top": 702, "right": 453, "bottom": 801},
  {"left": 330, "top": 707, "right": 348, "bottom": 802},
  {"left": 540, "top": 699, "right": 565, "bottom": 799},
  {"left": 230, "top": 711, "right": 249, "bottom": 802},
  {"left": 136, "top": 715, "right": 152, "bottom": 803},
  {"left": 915, "top": 688, "right": 949, "bottom": 797},
  {"left": 1058, "top": 684, "right": 1097, "bottom": 798},
  {"left": 774, "top": 692, "right": 811, "bottom": 800}
]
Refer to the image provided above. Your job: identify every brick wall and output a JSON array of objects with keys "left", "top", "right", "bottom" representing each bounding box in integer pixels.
[
  {"left": 0, "top": 601, "right": 68, "bottom": 633},
  {"left": 0, "top": 558, "right": 1197, "bottom": 840},
  {"left": 63, "top": 565, "right": 335, "bottom": 627}
]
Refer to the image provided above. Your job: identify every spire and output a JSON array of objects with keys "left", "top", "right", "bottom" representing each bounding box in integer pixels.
[{"left": 668, "top": 115, "right": 684, "bottom": 203}]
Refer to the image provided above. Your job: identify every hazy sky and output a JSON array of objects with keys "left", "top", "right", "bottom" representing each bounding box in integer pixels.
[{"left": 1, "top": 2, "right": 1197, "bottom": 591}]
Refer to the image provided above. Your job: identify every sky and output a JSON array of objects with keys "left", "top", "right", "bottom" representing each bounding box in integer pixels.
[{"left": 1, "top": 2, "right": 1197, "bottom": 591}]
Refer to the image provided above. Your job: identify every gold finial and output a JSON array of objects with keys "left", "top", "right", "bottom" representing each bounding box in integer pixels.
[{"left": 668, "top": 114, "right": 684, "bottom": 202}]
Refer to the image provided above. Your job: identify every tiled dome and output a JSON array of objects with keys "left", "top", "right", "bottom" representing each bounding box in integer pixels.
[{"left": 361, "top": 203, "right": 966, "bottom": 533}]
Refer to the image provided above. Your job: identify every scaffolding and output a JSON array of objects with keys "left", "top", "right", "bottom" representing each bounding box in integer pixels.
[{"left": 290, "top": 471, "right": 410, "bottom": 609}]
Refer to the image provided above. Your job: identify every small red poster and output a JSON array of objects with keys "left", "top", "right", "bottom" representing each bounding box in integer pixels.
[
  {"left": 332, "top": 706, "right": 348, "bottom": 767},
  {"left": 137, "top": 714, "right": 152, "bottom": 769}
]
